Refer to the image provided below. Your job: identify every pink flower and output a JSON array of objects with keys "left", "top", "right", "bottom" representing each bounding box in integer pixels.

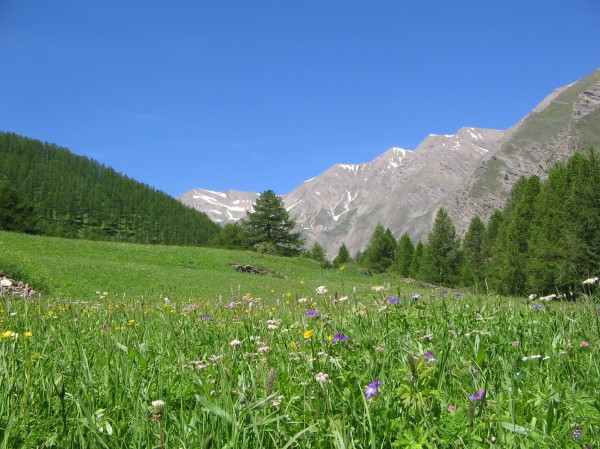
[
  {"left": 447, "top": 404, "right": 456, "bottom": 412},
  {"left": 580, "top": 341, "right": 590, "bottom": 348}
]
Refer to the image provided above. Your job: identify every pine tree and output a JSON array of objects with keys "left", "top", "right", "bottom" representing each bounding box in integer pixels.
[
  {"left": 244, "top": 190, "right": 304, "bottom": 256},
  {"left": 310, "top": 242, "right": 330, "bottom": 267},
  {"left": 460, "top": 216, "right": 486, "bottom": 287},
  {"left": 420, "top": 209, "right": 461, "bottom": 286},
  {"left": 409, "top": 241, "right": 424, "bottom": 279},
  {"left": 488, "top": 176, "right": 540, "bottom": 294},
  {"left": 396, "top": 233, "right": 415, "bottom": 277},
  {"left": 333, "top": 242, "right": 351, "bottom": 266},
  {"left": 362, "top": 224, "right": 397, "bottom": 272}
]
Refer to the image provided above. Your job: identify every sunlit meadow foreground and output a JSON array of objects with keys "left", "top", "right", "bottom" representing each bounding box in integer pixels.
[{"left": 2, "top": 281, "right": 600, "bottom": 448}]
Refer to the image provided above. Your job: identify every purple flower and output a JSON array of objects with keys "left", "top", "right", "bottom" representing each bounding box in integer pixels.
[
  {"left": 573, "top": 426, "right": 582, "bottom": 440},
  {"left": 426, "top": 358, "right": 439, "bottom": 364},
  {"left": 200, "top": 314, "right": 214, "bottom": 320},
  {"left": 331, "top": 333, "right": 349, "bottom": 342},
  {"left": 453, "top": 293, "right": 462, "bottom": 298},
  {"left": 305, "top": 309, "right": 320, "bottom": 317},
  {"left": 365, "top": 380, "right": 381, "bottom": 399},
  {"left": 531, "top": 304, "right": 545, "bottom": 310},
  {"left": 423, "top": 351, "right": 434, "bottom": 358},
  {"left": 386, "top": 296, "right": 400, "bottom": 305},
  {"left": 469, "top": 389, "right": 486, "bottom": 400},
  {"left": 411, "top": 294, "right": 421, "bottom": 300},
  {"left": 228, "top": 301, "right": 236, "bottom": 309}
]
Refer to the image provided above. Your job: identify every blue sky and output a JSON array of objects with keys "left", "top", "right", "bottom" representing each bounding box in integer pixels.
[{"left": 1, "top": 1, "right": 599, "bottom": 196}]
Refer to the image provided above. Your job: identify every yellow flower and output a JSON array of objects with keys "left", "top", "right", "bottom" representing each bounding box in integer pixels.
[
  {"left": 299, "top": 280, "right": 305, "bottom": 285},
  {"left": 290, "top": 341, "right": 297, "bottom": 350},
  {"left": 339, "top": 266, "right": 346, "bottom": 271},
  {"left": 31, "top": 353, "right": 40, "bottom": 360},
  {"left": 327, "top": 334, "right": 334, "bottom": 341},
  {"left": 24, "top": 331, "right": 33, "bottom": 338},
  {"left": 286, "top": 292, "right": 292, "bottom": 298},
  {"left": 1, "top": 330, "right": 13, "bottom": 339},
  {"left": 303, "top": 330, "right": 314, "bottom": 339},
  {"left": 127, "top": 319, "right": 136, "bottom": 327}
]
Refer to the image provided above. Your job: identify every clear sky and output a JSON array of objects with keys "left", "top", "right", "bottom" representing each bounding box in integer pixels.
[{"left": 1, "top": 1, "right": 599, "bottom": 197}]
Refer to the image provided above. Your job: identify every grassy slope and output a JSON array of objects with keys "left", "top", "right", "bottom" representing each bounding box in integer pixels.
[{"left": 0, "top": 231, "right": 396, "bottom": 302}]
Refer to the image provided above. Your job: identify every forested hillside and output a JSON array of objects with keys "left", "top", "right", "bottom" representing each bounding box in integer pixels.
[
  {"left": 0, "top": 132, "right": 219, "bottom": 245},
  {"left": 355, "top": 148, "right": 599, "bottom": 295}
]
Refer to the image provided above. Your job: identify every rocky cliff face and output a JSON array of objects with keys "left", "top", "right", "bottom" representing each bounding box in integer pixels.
[{"left": 178, "top": 68, "right": 600, "bottom": 258}]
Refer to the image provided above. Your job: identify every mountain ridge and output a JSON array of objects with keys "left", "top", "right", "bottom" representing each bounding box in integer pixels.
[{"left": 179, "top": 68, "right": 600, "bottom": 257}]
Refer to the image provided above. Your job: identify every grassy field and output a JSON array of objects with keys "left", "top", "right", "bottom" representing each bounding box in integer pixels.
[{"left": 1, "top": 231, "right": 599, "bottom": 448}]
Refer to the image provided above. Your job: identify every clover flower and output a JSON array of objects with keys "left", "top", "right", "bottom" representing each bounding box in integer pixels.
[
  {"left": 365, "top": 380, "right": 381, "bottom": 399},
  {"left": 315, "top": 372, "right": 331, "bottom": 383}
]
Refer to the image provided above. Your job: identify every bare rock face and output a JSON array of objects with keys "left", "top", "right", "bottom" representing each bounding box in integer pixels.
[
  {"left": 177, "top": 189, "right": 258, "bottom": 224},
  {"left": 179, "top": 68, "right": 600, "bottom": 258}
]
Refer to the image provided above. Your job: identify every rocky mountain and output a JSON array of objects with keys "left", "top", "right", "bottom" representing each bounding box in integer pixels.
[
  {"left": 178, "top": 68, "right": 600, "bottom": 258},
  {"left": 177, "top": 189, "right": 258, "bottom": 223}
]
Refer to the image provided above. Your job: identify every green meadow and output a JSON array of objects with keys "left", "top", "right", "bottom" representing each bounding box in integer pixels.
[{"left": 1, "top": 231, "right": 599, "bottom": 448}]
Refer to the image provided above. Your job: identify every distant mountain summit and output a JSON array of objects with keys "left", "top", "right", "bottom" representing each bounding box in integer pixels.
[{"left": 178, "top": 68, "right": 600, "bottom": 257}]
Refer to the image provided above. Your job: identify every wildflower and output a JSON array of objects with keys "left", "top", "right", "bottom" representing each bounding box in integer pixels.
[
  {"left": 454, "top": 293, "right": 462, "bottom": 298},
  {"left": 447, "top": 404, "right": 456, "bottom": 412},
  {"left": 1, "top": 330, "right": 14, "bottom": 339},
  {"left": 24, "top": 331, "right": 32, "bottom": 338},
  {"left": 315, "top": 372, "right": 331, "bottom": 383},
  {"left": 303, "top": 330, "right": 314, "bottom": 339},
  {"left": 580, "top": 341, "right": 590, "bottom": 348},
  {"left": 182, "top": 304, "right": 198, "bottom": 313},
  {"left": 151, "top": 400, "right": 166, "bottom": 412},
  {"left": 305, "top": 309, "right": 320, "bottom": 317},
  {"left": 257, "top": 346, "right": 270, "bottom": 353},
  {"left": 267, "top": 324, "right": 278, "bottom": 330},
  {"left": 200, "top": 314, "right": 214, "bottom": 320},
  {"left": 228, "top": 301, "right": 237, "bottom": 309},
  {"left": 573, "top": 426, "right": 582, "bottom": 440},
  {"left": 423, "top": 351, "right": 434, "bottom": 358},
  {"left": 531, "top": 304, "right": 545, "bottom": 310},
  {"left": 386, "top": 296, "right": 400, "bottom": 305},
  {"left": 469, "top": 389, "right": 486, "bottom": 400},
  {"left": 286, "top": 292, "right": 292, "bottom": 298},
  {"left": 411, "top": 294, "right": 421, "bottom": 300},
  {"left": 163, "top": 297, "right": 171, "bottom": 306},
  {"left": 339, "top": 266, "right": 346, "bottom": 271},
  {"left": 127, "top": 319, "right": 136, "bottom": 327},
  {"left": 365, "top": 380, "right": 381, "bottom": 399},
  {"left": 331, "top": 333, "right": 349, "bottom": 342},
  {"left": 229, "top": 339, "right": 242, "bottom": 346},
  {"left": 316, "top": 286, "right": 327, "bottom": 294},
  {"left": 290, "top": 341, "right": 297, "bottom": 350},
  {"left": 298, "top": 297, "right": 307, "bottom": 303}
]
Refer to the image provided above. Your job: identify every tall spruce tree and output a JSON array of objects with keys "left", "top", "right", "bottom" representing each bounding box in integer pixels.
[
  {"left": 362, "top": 224, "right": 397, "bottom": 272},
  {"left": 244, "top": 190, "right": 303, "bottom": 256},
  {"left": 420, "top": 209, "right": 461, "bottom": 286},
  {"left": 410, "top": 241, "right": 424, "bottom": 278},
  {"left": 488, "top": 176, "right": 540, "bottom": 294},
  {"left": 460, "top": 216, "right": 486, "bottom": 287},
  {"left": 396, "top": 232, "right": 415, "bottom": 277}
]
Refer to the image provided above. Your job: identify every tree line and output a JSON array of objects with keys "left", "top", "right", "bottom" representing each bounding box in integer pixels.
[
  {"left": 0, "top": 132, "right": 219, "bottom": 245},
  {"left": 347, "top": 148, "right": 599, "bottom": 295}
]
